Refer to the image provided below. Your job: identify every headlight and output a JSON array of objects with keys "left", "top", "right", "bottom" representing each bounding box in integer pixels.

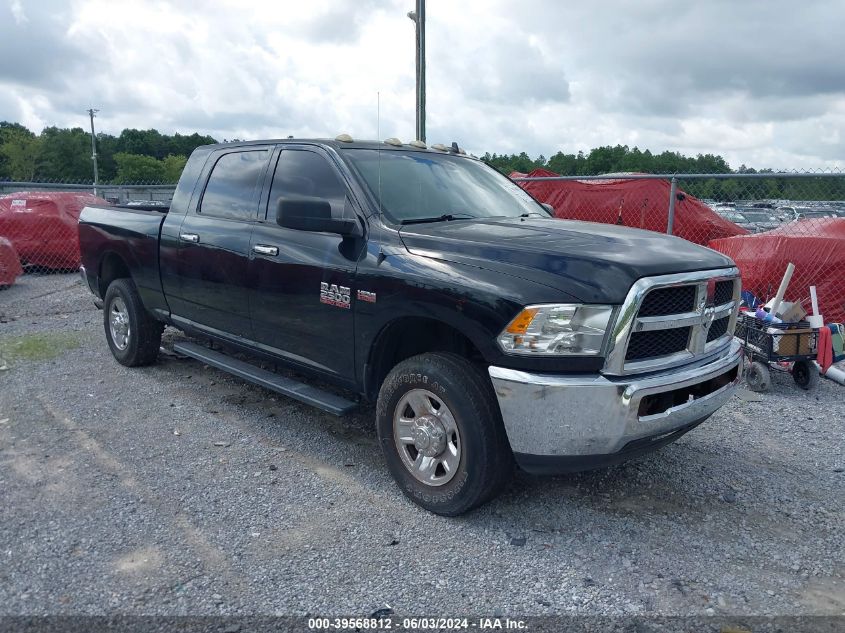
[{"left": 497, "top": 304, "right": 615, "bottom": 356}]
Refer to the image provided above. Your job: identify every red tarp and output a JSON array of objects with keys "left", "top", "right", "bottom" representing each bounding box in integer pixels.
[
  {"left": 513, "top": 168, "right": 748, "bottom": 245},
  {"left": 0, "top": 191, "right": 109, "bottom": 270},
  {"left": 0, "top": 236, "right": 22, "bottom": 286},
  {"left": 710, "top": 218, "right": 845, "bottom": 323}
]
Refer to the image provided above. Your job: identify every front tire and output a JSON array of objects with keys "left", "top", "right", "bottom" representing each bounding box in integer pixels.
[
  {"left": 103, "top": 278, "right": 162, "bottom": 367},
  {"left": 376, "top": 352, "right": 513, "bottom": 516}
]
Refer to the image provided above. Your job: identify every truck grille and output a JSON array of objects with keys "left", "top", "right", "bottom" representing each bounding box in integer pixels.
[
  {"left": 714, "top": 280, "right": 734, "bottom": 306},
  {"left": 706, "top": 316, "right": 730, "bottom": 342},
  {"left": 637, "top": 285, "right": 697, "bottom": 317},
  {"left": 626, "top": 327, "right": 691, "bottom": 360},
  {"left": 605, "top": 268, "right": 740, "bottom": 375}
]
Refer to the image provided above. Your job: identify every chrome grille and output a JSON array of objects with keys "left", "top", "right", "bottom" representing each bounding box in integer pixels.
[
  {"left": 706, "top": 316, "right": 730, "bottom": 342},
  {"left": 637, "top": 285, "right": 697, "bottom": 317},
  {"left": 626, "top": 327, "right": 691, "bottom": 360},
  {"left": 604, "top": 267, "right": 741, "bottom": 375},
  {"left": 713, "top": 280, "right": 734, "bottom": 306}
]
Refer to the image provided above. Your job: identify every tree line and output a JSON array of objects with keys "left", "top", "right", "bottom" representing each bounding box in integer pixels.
[
  {"left": 483, "top": 146, "right": 844, "bottom": 201},
  {"left": 1, "top": 122, "right": 841, "bottom": 200},
  {"left": 0, "top": 122, "right": 217, "bottom": 184}
]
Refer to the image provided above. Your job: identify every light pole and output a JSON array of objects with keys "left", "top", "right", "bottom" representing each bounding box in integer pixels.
[
  {"left": 407, "top": 0, "right": 426, "bottom": 143},
  {"left": 87, "top": 108, "right": 99, "bottom": 196}
]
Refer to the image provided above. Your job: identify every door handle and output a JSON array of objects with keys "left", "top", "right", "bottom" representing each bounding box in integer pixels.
[
  {"left": 179, "top": 233, "right": 200, "bottom": 243},
  {"left": 253, "top": 244, "right": 279, "bottom": 257}
]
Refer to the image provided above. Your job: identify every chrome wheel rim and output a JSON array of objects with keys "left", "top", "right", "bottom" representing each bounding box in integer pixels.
[
  {"left": 393, "top": 389, "right": 461, "bottom": 486},
  {"left": 109, "top": 297, "right": 130, "bottom": 351}
]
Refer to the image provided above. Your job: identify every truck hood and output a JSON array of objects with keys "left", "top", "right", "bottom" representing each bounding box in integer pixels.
[{"left": 399, "top": 217, "right": 735, "bottom": 304}]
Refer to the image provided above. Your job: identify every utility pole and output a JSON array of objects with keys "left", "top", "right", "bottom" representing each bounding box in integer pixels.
[
  {"left": 87, "top": 108, "right": 99, "bottom": 196},
  {"left": 407, "top": 0, "right": 426, "bottom": 143}
]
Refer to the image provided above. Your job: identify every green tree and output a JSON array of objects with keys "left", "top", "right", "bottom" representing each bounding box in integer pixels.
[
  {"left": 36, "top": 127, "right": 95, "bottom": 181},
  {"left": 113, "top": 152, "right": 166, "bottom": 183},
  {"left": 0, "top": 131, "right": 41, "bottom": 180},
  {"left": 162, "top": 154, "right": 187, "bottom": 183},
  {"left": 0, "top": 121, "right": 35, "bottom": 176}
]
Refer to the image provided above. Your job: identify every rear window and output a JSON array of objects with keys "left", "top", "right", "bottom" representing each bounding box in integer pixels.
[{"left": 200, "top": 150, "right": 268, "bottom": 220}]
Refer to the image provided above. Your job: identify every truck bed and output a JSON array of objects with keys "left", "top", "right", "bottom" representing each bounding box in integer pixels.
[{"left": 78, "top": 204, "right": 170, "bottom": 315}]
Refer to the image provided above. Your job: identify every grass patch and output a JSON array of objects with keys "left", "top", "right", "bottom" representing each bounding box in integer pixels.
[{"left": 0, "top": 332, "right": 81, "bottom": 366}]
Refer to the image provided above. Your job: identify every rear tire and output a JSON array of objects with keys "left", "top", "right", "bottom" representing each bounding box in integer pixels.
[
  {"left": 103, "top": 278, "right": 162, "bottom": 367},
  {"left": 376, "top": 352, "right": 513, "bottom": 516}
]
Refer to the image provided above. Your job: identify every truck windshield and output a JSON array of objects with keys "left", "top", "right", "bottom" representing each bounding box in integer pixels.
[{"left": 343, "top": 149, "right": 548, "bottom": 224}]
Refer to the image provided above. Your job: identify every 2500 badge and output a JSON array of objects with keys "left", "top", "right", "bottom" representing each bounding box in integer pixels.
[{"left": 320, "top": 282, "right": 351, "bottom": 309}]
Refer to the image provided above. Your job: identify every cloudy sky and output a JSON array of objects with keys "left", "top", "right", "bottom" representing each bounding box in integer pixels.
[{"left": 1, "top": 0, "right": 843, "bottom": 169}]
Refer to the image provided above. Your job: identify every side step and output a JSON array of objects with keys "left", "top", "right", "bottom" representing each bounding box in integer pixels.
[{"left": 172, "top": 341, "right": 357, "bottom": 416}]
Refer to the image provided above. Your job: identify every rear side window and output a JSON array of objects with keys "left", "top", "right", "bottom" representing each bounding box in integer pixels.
[
  {"left": 200, "top": 150, "right": 268, "bottom": 220},
  {"left": 267, "top": 150, "right": 348, "bottom": 219}
]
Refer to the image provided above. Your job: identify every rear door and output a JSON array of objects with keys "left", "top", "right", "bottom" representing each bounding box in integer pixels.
[
  {"left": 248, "top": 146, "right": 361, "bottom": 382},
  {"left": 172, "top": 147, "right": 271, "bottom": 338}
]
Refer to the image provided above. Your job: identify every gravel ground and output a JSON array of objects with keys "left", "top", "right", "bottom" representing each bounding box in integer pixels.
[{"left": 0, "top": 274, "right": 843, "bottom": 617}]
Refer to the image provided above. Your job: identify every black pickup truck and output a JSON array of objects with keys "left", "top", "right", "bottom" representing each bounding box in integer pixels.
[{"left": 79, "top": 137, "right": 742, "bottom": 515}]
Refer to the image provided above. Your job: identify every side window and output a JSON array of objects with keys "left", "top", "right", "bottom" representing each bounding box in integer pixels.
[
  {"left": 268, "top": 150, "right": 348, "bottom": 219},
  {"left": 200, "top": 150, "right": 268, "bottom": 220}
]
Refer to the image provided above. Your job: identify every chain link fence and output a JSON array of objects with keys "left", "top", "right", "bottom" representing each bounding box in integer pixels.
[
  {"left": 514, "top": 171, "right": 845, "bottom": 322},
  {"left": 1, "top": 172, "right": 843, "bottom": 322},
  {"left": 0, "top": 180, "right": 176, "bottom": 204},
  {"left": 0, "top": 181, "right": 175, "bottom": 284}
]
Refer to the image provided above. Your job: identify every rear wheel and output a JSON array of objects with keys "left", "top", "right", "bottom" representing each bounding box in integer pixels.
[
  {"left": 103, "top": 278, "right": 162, "bottom": 367},
  {"left": 376, "top": 352, "right": 513, "bottom": 516},
  {"left": 792, "top": 359, "right": 818, "bottom": 390}
]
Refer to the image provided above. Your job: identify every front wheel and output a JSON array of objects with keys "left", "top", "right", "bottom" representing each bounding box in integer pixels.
[
  {"left": 103, "top": 278, "right": 162, "bottom": 367},
  {"left": 376, "top": 352, "right": 513, "bottom": 516}
]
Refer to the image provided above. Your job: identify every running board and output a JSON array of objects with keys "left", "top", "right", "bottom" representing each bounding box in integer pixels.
[{"left": 172, "top": 341, "right": 357, "bottom": 416}]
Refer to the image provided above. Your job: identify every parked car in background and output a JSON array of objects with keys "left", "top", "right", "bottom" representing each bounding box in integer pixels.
[
  {"left": 719, "top": 209, "right": 749, "bottom": 225},
  {"left": 735, "top": 209, "right": 780, "bottom": 232},
  {"left": 0, "top": 236, "right": 23, "bottom": 287},
  {"left": 795, "top": 208, "right": 834, "bottom": 220},
  {"left": 776, "top": 205, "right": 798, "bottom": 222},
  {"left": 711, "top": 202, "right": 737, "bottom": 218},
  {"left": 0, "top": 191, "right": 110, "bottom": 270}
]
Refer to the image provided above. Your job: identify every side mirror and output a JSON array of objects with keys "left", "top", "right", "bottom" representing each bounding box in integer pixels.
[
  {"left": 541, "top": 203, "right": 554, "bottom": 214},
  {"left": 276, "top": 197, "right": 359, "bottom": 236}
]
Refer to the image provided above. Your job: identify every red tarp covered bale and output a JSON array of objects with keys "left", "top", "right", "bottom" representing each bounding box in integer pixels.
[
  {"left": 0, "top": 236, "right": 22, "bottom": 286},
  {"left": 514, "top": 168, "right": 748, "bottom": 246},
  {"left": 710, "top": 217, "right": 845, "bottom": 323},
  {"left": 0, "top": 191, "right": 110, "bottom": 270}
]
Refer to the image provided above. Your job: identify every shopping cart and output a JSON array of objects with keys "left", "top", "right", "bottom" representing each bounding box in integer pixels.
[{"left": 734, "top": 312, "right": 819, "bottom": 392}]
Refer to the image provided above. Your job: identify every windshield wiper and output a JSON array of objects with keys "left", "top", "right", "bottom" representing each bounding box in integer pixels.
[{"left": 400, "top": 213, "right": 476, "bottom": 225}]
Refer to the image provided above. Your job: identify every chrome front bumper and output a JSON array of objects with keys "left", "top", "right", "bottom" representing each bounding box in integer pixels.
[{"left": 489, "top": 339, "right": 742, "bottom": 468}]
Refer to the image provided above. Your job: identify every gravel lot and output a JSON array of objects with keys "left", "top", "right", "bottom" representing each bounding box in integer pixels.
[{"left": 0, "top": 274, "right": 843, "bottom": 618}]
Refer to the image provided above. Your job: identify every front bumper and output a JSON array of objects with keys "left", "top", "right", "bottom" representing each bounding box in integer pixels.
[{"left": 489, "top": 339, "right": 742, "bottom": 474}]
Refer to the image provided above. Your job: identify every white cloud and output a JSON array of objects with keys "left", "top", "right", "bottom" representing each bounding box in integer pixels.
[
  {"left": 0, "top": 0, "right": 843, "bottom": 170},
  {"left": 9, "top": 0, "right": 27, "bottom": 24}
]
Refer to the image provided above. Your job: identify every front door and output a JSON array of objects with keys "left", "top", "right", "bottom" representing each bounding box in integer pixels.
[
  {"left": 172, "top": 147, "right": 271, "bottom": 338},
  {"left": 248, "top": 147, "right": 361, "bottom": 382}
]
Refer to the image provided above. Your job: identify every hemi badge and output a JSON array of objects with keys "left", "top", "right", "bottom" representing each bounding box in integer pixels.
[{"left": 357, "top": 290, "right": 377, "bottom": 303}]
